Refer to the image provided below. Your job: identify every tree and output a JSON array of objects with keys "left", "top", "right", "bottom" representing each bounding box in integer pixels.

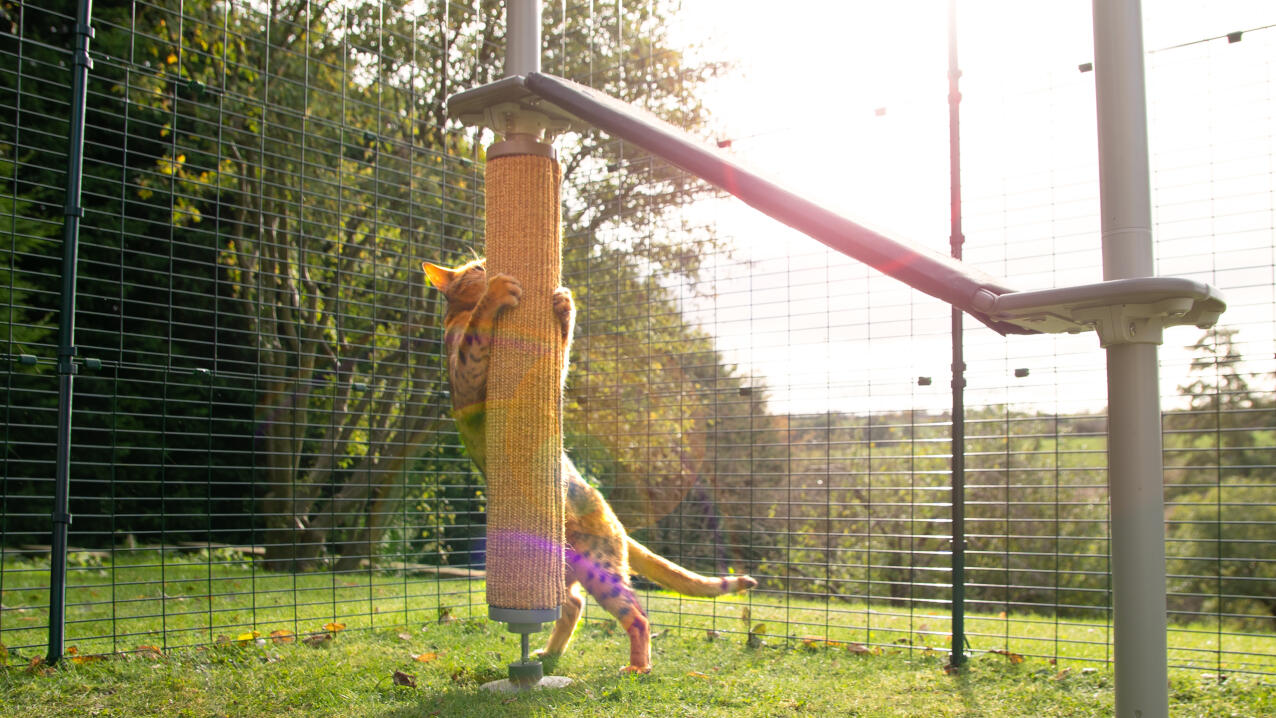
[
  {"left": 110, "top": 0, "right": 729, "bottom": 571},
  {"left": 1165, "top": 327, "right": 1275, "bottom": 489}
]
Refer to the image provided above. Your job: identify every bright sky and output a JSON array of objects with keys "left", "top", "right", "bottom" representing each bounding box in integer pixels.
[{"left": 662, "top": 1, "right": 1276, "bottom": 415}]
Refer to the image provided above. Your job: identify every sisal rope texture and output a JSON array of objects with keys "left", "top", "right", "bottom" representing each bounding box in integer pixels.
[{"left": 484, "top": 150, "right": 567, "bottom": 613}]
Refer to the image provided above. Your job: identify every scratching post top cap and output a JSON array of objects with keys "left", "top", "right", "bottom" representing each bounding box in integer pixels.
[{"left": 488, "top": 134, "right": 556, "bottom": 160}]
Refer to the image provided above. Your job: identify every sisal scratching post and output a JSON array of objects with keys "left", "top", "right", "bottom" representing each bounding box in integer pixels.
[{"left": 482, "top": 138, "right": 568, "bottom": 691}]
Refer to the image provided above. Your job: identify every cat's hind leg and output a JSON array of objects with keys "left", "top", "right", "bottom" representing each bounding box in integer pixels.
[
  {"left": 575, "top": 548, "right": 651, "bottom": 673},
  {"left": 535, "top": 574, "right": 584, "bottom": 670}
]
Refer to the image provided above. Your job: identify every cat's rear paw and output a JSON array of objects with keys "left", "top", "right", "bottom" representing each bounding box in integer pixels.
[{"left": 619, "top": 664, "right": 651, "bottom": 675}]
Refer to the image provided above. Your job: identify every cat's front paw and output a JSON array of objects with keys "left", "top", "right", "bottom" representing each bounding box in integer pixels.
[
  {"left": 552, "top": 287, "right": 574, "bottom": 315},
  {"left": 552, "top": 287, "right": 575, "bottom": 335},
  {"left": 486, "top": 273, "right": 522, "bottom": 311}
]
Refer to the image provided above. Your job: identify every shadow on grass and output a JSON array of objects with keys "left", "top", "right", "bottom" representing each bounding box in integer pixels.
[
  {"left": 372, "top": 670, "right": 623, "bottom": 718},
  {"left": 944, "top": 660, "right": 984, "bottom": 717}
]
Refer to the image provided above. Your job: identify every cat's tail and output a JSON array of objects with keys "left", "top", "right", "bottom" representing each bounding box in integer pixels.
[{"left": 626, "top": 537, "right": 757, "bottom": 598}]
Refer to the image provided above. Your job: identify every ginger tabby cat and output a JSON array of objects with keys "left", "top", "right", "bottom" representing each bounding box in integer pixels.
[{"left": 422, "top": 258, "right": 756, "bottom": 674}]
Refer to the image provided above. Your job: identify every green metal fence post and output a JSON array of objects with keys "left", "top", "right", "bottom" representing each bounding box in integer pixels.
[
  {"left": 46, "top": 0, "right": 94, "bottom": 667},
  {"left": 946, "top": 0, "right": 968, "bottom": 671}
]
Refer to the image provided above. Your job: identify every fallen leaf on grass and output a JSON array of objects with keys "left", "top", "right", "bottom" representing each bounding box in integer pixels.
[
  {"left": 134, "top": 645, "right": 164, "bottom": 660},
  {"left": 398, "top": 632, "right": 412, "bottom": 642},
  {"left": 392, "top": 670, "right": 417, "bottom": 688},
  {"left": 437, "top": 608, "right": 458, "bottom": 624},
  {"left": 746, "top": 623, "right": 766, "bottom": 648},
  {"left": 846, "top": 643, "right": 880, "bottom": 656},
  {"left": 989, "top": 649, "right": 1024, "bottom": 664},
  {"left": 323, "top": 622, "right": 346, "bottom": 633},
  {"left": 237, "top": 631, "right": 262, "bottom": 646},
  {"left": 705, "top": 630, "right": 722, "bottom": 641},
  {"left": 1054, "top": 668, "right": 1072, "bottom": 681},
  {"left": 411, "top": 652, "right": 438, "bottom": 663},
  {"left": 68, "top": 647, "right": 103, "bottom": 665},
  {"left": 302, "top": 633, "right": 332, "bottom": 648},
  {"left": 687, "top": 671, "right": 711, "bottom": 679},
  {"left": 269, "top": 629, "right": 295, "bottom": 644}
]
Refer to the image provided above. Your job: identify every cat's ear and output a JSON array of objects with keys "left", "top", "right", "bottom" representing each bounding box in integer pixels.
[{"left": 421, "top": 261, "right": 455, "bottom": 291}]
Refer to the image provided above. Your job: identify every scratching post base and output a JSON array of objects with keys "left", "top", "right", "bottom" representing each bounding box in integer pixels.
[{"left": 480, "top": 606, "right": 571, "bottom": 692}]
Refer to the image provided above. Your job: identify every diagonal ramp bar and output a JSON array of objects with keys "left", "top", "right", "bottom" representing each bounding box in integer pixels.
[
  {"left": 450, "top": 72, "right": 1226, "bottom": 338},
  {"left": 517, "top": 73, "right": 1032, "bottom": 335}
]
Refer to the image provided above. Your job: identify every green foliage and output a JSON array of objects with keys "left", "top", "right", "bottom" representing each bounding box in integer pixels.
[
  {"left": 0, "top": 1, "right": 261, "bottom": 545},
  {"left": 562, "top": 238, "right": 769, "bottom": 574},
  {"left": 1162, "top": 328, "right": 1276, "bottom": 628},
  {"left": 1168, "top": 478, "right": 1276, "bottom": 628},
  {"left": 1165, "top": 327, "right": 1276, "bottom": 490}
]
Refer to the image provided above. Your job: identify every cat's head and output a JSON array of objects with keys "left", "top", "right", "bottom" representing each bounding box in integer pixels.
[{"left": 422, "top": 258, "right": 487, "bottom": 309}]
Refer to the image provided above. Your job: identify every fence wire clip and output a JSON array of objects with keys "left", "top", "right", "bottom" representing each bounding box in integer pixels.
[{"left": 58, "top": 348, "right": 80, "bottom": 376}]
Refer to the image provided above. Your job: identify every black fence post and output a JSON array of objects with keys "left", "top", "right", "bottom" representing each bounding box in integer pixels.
[
  {"left": 46, "top": 0, "right": 94, "bottom": 667},
  {"left": 947, "top": 0, "right": 969, "bottom": 671}
]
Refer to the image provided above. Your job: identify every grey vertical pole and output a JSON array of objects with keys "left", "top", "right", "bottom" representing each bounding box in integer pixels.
[
  {"left": 505, "top": 0, "right": 542, "bottom": 77},
  {"left": 1091, "top": 1, "right": 1169, "bottom": 716},
  {"left": 47, "top": 0, "right": 95, "bottom": 666}
]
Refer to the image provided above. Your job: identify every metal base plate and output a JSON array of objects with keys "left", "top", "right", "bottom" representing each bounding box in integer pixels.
[{"left": 481, "top": 675, "right": 573, "bottom": 693}]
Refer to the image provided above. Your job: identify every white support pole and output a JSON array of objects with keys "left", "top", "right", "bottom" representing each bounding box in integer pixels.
[
  {"left": 1091, "top": 1, "right": 1169, "bottom": 716},
  {"left": 505, "top": 0, "right": 543, "bottom": 78}
]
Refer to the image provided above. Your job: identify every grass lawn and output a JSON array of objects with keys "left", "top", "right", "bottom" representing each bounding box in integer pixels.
[{"left": 2, "top": 553, "right": 1275, "bottom": 716}]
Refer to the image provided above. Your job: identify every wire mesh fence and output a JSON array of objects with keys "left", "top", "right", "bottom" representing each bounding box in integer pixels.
[{"left": 1, "top": 0, "right": 1274, "bottom": 680}]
